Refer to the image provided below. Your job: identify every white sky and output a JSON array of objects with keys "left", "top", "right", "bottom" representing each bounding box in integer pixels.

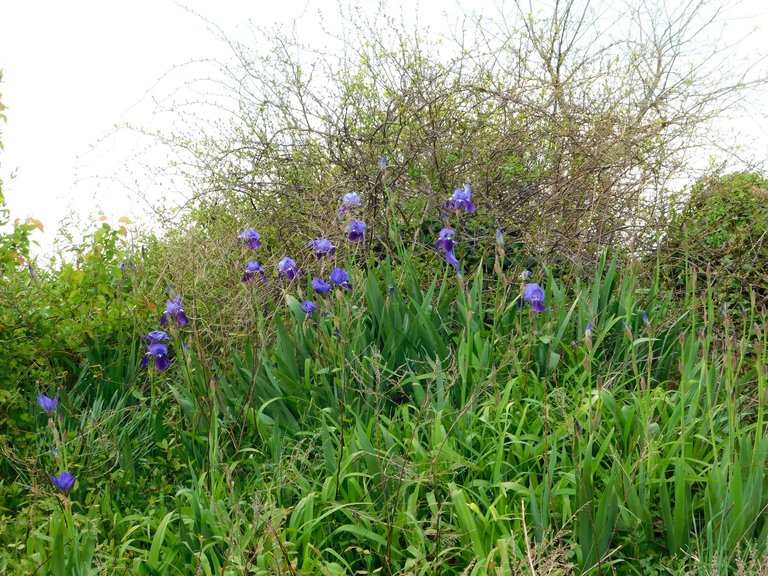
[
  {"left": 1, "top": 1, "right": 767, "bottom": 255},
  {"left": 0, "top": 0, "right": 312, "bottom": 251}
]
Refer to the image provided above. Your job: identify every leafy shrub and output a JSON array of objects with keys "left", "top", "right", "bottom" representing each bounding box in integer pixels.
[
  {"left": 661, "top": 170, "right": 768, "bottom": 310},
  {"left": 0, "top": 222, "right": 160, "bottom": 481}
]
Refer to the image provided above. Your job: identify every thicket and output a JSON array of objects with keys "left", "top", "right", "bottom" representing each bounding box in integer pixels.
[{"left": 134, "top": 0, "right": 766, "bottom": 356}]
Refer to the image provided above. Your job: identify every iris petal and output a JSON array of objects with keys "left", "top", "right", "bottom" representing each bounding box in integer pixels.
[{"left": 155, "top": 355, "right": 172, "bottom": 371}]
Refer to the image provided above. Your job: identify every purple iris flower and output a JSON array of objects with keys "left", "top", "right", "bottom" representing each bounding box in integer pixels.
[
  {"left": 277, "top": 257, "right": 300, "bottom": 281},
  {"left": 50, "top": 471, "right": 76, "bottom": 495},
  {"left": 346, "top": 219, "right": 367, "bottom": 242},
  {"left": 329, "top": 267, "right": 353, "bottom": 290},
  {"left": 160, "top": 296, "right": 189, "bottom": 327},
  {"left": 309, "top": 238, "right": 336, "bottom": 258},
  {"left": 141, "top": 331, "right": 172, "bottom": 371},
  {"left": 143, "top": 330, "right": 170, "bottom": 344},
  {"left": 446, "top": 184, "right": 476, "bottom": 213},
  {"left": 520, "top": 270, "right": 532, "bottom": 281},
  {"left": 496, "top": 229, "right": 504, "bottom": 246},
  {"left": 37, "top": 394, "right": 59, "bottom": 414},
  {"left": 238, "top": 228, "right": 262, "bottom": 250},
  {"left": 585, "top": 322, "right": 593, "bottom": 338},
  {"left": 312, "top": 277, "right": 331, "bottom": 296},
  {"left": 301, "top": 299, "right": 319, "bottom": 317},
  {"left": 379, "top": 155, "right": 388, "bottom": 171},
  {"left": 242, "top": 260, "right": 266, "bottom": 283},
  {"left": 523, "top": 283, "right": 547, "bottom": 313},
  {"left": 435, "top": 228, "right": 460, "bottom": 268},
  {"left": 342, "top": 192, "right": 361, "bottom": 209},
  {"left": 141, "top": 342, "right": 172, "bottom": 371}
]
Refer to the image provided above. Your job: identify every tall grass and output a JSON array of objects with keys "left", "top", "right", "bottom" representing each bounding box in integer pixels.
[{"left": 4, "top": 251, "right": 768, "bottom": 575}]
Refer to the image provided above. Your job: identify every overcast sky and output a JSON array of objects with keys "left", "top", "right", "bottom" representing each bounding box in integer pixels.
[
  {"left": 1, "top": 1, "right": 767, "bottom": 255},
  {"left": 1, "top": 1, "right": 298, "bottom": 250}
]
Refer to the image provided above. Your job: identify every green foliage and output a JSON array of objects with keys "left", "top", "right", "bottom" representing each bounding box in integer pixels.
[
  {"left": 662, "top": 170, "right": 768, "bottom": 310},
  {"left": 4, "top": 244, "right": 768, "bottom": 574},
  {"left": 0, "top": 222, "right": 160, "bottom": 484}
]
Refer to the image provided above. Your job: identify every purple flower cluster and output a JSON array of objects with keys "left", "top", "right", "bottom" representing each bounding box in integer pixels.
[
  {"left": 339, "top": 191, "right": 366, "bottom": 242},
  {"left": 289, "top": 192, "right": 363, "bottom": 316},
  {"left": 239, "top": 228, "right": 276, "bottom": 284},
  {"left": 434, "top": 183, "right": 547, "bottom": 314},
  {"left": 136, "top": 287, "right": 192, "bottom": 373},
  {"left": 141, "top": 292, "right": 190, "bottom": 373},
  {"left": 236, "top": 192, "right": 362, "bottom": 321},
  {"left": 239, "top": 227, "right": 302, "bottom": 284},
  {"left": 310, "top": 266, "right": 352, "bottom": 303},
  {"left": 307, "top": 198, "right": 358, "bottom": 310}
]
